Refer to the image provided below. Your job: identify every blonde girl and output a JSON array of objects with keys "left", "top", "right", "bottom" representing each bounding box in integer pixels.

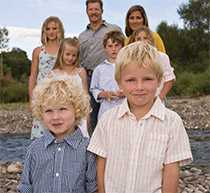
[
  {"left": 29, "top": 16, "right": 64, "bottom": 139},
  {"left": 52, "top": 37, "right": 89, "bottom": 137}
]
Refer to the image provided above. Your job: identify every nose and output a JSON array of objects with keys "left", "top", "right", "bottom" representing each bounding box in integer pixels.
[
  {"left": 52, "top": 110, "right": 59, "bottom": 119},
  {"left": 136, "top": 80, "right": 143, "bottom": 90}
]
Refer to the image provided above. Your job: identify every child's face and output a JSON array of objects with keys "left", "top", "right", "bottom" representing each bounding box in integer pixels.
[
  {"left": 63, "top": 44, "right": 78, "bottom": 66},
  {"left": 105, "top": 39, "right": 122, "bottom": 62},
  {"left": 42, "top": 104, "right": 76, "bottom": 139},
  {"left": 135, "top": 31, "right": 151, "bottom": 44},
  {"left": 45, "top": 21, "right": 59, "bottom": 41},
  {"left": 119, "top": 62, "right": 160, "bottom": 114}
]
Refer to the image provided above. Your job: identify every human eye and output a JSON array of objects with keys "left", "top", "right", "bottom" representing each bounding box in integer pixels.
[
  {"left": 59, "top": 107, "right": 68, "bottom": 111},
  {"left": 143, "top": 76, "right": 154, "bottom": 81},
  {"left": 44, "top": 109, "right": 53, "bottom": 113},
  {"left": 126, "top": 78, "right": 136, "bottom": 82}
]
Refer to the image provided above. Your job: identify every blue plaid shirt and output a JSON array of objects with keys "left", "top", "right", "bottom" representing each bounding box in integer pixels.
[{"left": 18, "top": 128, "right": 97, "bottom": 193}]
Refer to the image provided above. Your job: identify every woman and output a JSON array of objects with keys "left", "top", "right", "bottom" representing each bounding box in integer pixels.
[{"left": 125, "top": 5, "right": 166, "bottom": 53}]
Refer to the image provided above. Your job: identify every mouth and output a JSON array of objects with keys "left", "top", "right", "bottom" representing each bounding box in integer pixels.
[
  {"left": 133, "top": 93, "right": 147, "bottom": 97},
  {"left": 52, "top": 123, "right": 63, "bottom": 127},
  {"left": 90, "top": 14, "right": 98, "bottom": 18}
]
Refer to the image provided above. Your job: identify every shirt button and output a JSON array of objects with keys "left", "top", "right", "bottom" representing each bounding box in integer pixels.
[
  {"left": 58, "top": 147, "right": 61, "bottom": 151},
  {"left": 55, "top": 173, "right": 59, "bottom": 177}
]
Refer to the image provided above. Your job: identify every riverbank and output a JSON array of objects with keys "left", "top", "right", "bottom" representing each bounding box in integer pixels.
[
  {"left": 0, "top": 95, "right": 210, "bottom": 192},
  {"left": 1, "top": 95, "right": 210, "bottom": 135},
  {"left": 0, "top": 162, "right": 209, "bottom": 193}
]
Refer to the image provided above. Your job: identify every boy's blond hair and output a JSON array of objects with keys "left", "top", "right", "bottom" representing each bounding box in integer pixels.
[
  {"left": 115, "top": 41, "right": 163, "bottom": 83},
  {"left": 32, "top": 74, "right": 90, "bottom": 125}
]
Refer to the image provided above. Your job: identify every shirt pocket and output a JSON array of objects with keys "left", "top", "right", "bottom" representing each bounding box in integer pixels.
[
  {"left": 62, "top": 161, "right": 86, "bottom": 191},
  {"left": 145, "top": 134, "right": 168, "bottom": 162}
]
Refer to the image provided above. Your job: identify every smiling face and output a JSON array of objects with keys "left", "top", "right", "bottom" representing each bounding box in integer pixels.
[
  {"left": 45, "top": 21, "right": 59, "bottom": 41},
  {"left": 128, "top": 10, "right": 144, "bottom": 32},
  {"left": 62, "top": 44, "right": 78, "bottom": 67},
  {"left": 42, "top": 104, "right": 76, "bottom": 139},
  {"left": 118, "top": 62, "right": 160, "bottom": 116},
  {"left": 86, "top": 2, "right": 103, "bottom": 24}
]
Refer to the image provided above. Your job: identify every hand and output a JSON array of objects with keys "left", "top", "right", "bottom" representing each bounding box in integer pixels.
[
  {"left": 98, "top": 91, "right": 116, "bottom": 101},
  {"left": 115, "top": 89, "right": 124, "bottom": 98}
]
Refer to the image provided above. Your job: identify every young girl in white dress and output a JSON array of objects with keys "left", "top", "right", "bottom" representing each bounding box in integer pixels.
[
  {"left": 29, "top": 16, "right": 65, "bottom": 139},
  {"left": 50, "top": 37, "right": 90, "bottom": 137}
]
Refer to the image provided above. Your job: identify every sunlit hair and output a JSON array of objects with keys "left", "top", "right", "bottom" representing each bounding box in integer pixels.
[
  {"left": 103, "top": 30, "right": 125, "bottom": 48},
  {"left": 128, "top": 26, "right": 155, "bottom": 46},
  {"left": 41, "top": 16, "right": 64, "bottom": 45},
  {"left": 53, "top": 37, "right": 80, "bottom": 69},
  {"left": 125, "top": 5, "right": 149, "bottom": 37},
  {"left": 86, "top": 0, "right": 103, "bottom": 10},
  {"left": 32, "top": 74, "right": 90, "bottom": 125},
  {"left": 115, "top": 41, "right": 163, "bottom": 83}
]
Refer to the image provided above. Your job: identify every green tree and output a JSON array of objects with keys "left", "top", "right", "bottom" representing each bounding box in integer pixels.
[
  {"left": 157, "top": 0, "right": 210, "bottom": 73},
  {"left": 177, "top": 0, "right": 210, "bottom": 72},
  {"left": 3, "top": 48, "right": 31, "bottom": 81},
  {"left": 0, "top": 27, "right": 8, "bottom": 50},
  {"left": 178, "top": 0, "right": 210, "bottom": 32},
  {"left": 0, "top": 27, "right": 9, "bottom": 78}
]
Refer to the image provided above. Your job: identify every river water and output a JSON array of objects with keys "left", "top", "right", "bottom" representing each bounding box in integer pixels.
[{"left": 0, "top": 130, "right": 210, "bottom": 168}]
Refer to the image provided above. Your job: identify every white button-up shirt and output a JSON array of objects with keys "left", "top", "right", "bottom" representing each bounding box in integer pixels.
[
  {"left": 88, "top": 97, "right": 192, "bottom": 193},
  {"left": 90, "top": 60, "right": 124, "bottom": 119}
]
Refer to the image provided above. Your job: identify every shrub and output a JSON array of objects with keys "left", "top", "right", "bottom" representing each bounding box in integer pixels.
[
  {"left": 171, "top": 67, "right": 210, "bottom": 96},
  {"left": 0, "top": 79, "right": 28, "bottom": 103}
]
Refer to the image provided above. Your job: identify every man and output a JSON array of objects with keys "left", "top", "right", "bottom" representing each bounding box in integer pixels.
[{"left": 79, "top": 0, "right": 121, "bottom": 131}]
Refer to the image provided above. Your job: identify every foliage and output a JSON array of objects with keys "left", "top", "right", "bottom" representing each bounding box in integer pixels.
[
  {"left": 157, "top": 0, "right": 210, "bottom": 72},
  {"left": 171, "top": 66, "right": 210, "bottom": 96},
  {"left": 1, "top": 48, "right": 31, "bottom": 81},
  {"left": 0, "top": 27, "right": 9, "bottom": 50},
  {"left": 178, "top": 0, "right": 210, "bottom": 31},
  {"left": 0, "top": 78, "right": 28, "bottom": 103}
]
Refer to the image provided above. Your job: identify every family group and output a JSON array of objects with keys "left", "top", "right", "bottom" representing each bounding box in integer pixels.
[{"left": 18, "top": 0, "right": 193, "bottom": 193}]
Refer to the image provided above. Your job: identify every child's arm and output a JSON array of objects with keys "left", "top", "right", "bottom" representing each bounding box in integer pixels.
[
  {"left": 90, "top": 67, "right": 104, "bottom": 102},
  {"left": 86, "top": 151, "right": 98, "bottom": 193},
  {"left": 159, "top": 79, "right": 175, "bottom": 100},
  {"left": 162, "top": 162, "right": 179, "bottom": 193},
  {"left": 97, "top": 156, "right": 106, "bottom": 193},
  {"left": 79, "top": 67, "right": 89, "bottom": 94},
  {"left": 17, "top": 149, "right": 33, "bottom": 193},
  {"left": 97, "top": 90, "right": 116, "bottom": 101},
  {"left": 28, "top": 47, "right": 40, "bottom": 109}
]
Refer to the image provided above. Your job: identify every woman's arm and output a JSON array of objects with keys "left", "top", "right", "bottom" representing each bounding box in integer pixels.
[
  {"left": 28, "top": 47, "right": 41, "bottom": 103},
  {"left": 97, "top": 156, "right": 106, "bottom": 193},
  {"left": 162, "top": 162, "right": 179, "bottom": 193}
]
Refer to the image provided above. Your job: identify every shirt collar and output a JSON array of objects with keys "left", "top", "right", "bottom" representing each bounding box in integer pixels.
[
  {"left": 44, "top": 128, "right": 83, "bottom": 149},
  {"left": 104, "top": 59, "right": 115, "bottom": 65},
  {"left": 86, "top": 20, "right": 107, "bottom": 30},
  {"left": 117, "top": 97, "right": 165, "bottom": 121}
]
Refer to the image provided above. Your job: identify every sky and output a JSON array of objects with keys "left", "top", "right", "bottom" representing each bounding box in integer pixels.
[{"left": 0, "top": 0, "right": 188, "bottom": 59}]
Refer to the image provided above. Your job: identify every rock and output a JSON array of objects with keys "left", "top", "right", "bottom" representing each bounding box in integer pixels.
[{"left": 7, "top": 162, "right": 22, "bottom": 173}]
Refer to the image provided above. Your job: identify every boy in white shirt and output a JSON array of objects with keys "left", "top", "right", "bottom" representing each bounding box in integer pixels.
[
  {"left": 90, "top": 30, "right": 125, "bottom": 119},
  {"left": 88, "top": 42, "right": 192, "bottom": 193}
]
